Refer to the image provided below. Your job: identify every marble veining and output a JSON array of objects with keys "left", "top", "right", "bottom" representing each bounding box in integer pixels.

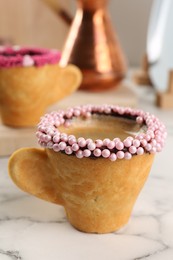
[
  {"left": 0, "top": 87, "right": 173, "bottom": 260},
  {"left": 0, "top": 249, "right": 22, "bottom": 260}
]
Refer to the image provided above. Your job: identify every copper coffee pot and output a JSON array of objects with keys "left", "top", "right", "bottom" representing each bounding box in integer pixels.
[{"left": 42, "top": 0, "right": 127, "bottom": 91}]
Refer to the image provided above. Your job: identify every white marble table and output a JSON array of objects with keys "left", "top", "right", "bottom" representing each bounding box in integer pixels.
[{"left": 0, "top": 86, "right": 173, "bottom": 260}]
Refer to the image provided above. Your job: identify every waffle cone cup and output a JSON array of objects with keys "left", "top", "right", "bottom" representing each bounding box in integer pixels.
[
  {"left": 0, "top": 64, "right": 82, "bottom": 127},
  {"left": 9, "top": 147, "right": 154, "bottom": 234}
]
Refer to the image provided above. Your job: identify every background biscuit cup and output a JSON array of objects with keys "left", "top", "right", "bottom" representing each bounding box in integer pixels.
[
  {"left": 0, "top": 56, "right": 82, "bottom": 127},
  {"left": 0, "top": 65, "right": 82, "bottom": 127}
]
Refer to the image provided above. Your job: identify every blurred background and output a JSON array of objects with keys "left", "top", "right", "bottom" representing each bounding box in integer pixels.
[{"left": 0, "top": 0, "right": 152, "bottom": 66}]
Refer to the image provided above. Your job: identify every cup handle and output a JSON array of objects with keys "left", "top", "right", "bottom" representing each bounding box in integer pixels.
[
  {"left": 51, "top": 64, "right": 82, "bottom": 103},
  {"left": 8, "top": 148, "right": 63, "bottom": 205}
]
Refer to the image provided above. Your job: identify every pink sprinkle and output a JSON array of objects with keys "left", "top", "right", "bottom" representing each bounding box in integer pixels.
[
  {"left": 65, "top": 146, "right": 73, "bottom": 155},
  {"left": 159, "top": 139, "right": 164, "bottom": 146},
  {"left": 59, "top": 141, "right": 66, "bottom": 150},
  {"left": 38, "top": 125, "right": 45, "bottom": 131},
  {"left": 102, "top": 149, "right": 111, "bottom": 158},
  {"left": 36, "top": 131, "right": 41, "bottom": 138},
  {"left": 78, "top": 137, "right": 84, "bottom": 142},
  {"left": 55, "top": 120, "right": 60, "bottom": 127},
  {"left": 69, "top": 138, "right": 76, "bottom": 146},
  {"left": 66, "top": 111, "right": 73, "bottom": 118},
  {"left": 72, "top": 143, "right": 79, "bottom": 151},
  {"left": 117, "top": 151, "right": 125, "bottom": 159},
  {"left": 83, "top": 149, "right": 91, "bottom": 157},
  {"left": 129, "top": 146, "right": 137, "bottom": 154},
  {"left": 40, "top": 134, "right": 46, "bottom": 141},
  {"left": 145, "top": 134, "right": 151, "bottom": 141},
  {"left": 104, "top": 107, "right": 111, "bottom": 114},
  {"left": 40, "top": 142, "right": 46, "bottom": 148},
  {"left": 125, "top": 107, "right": 132, "bottom": 113},
  {"left": 156, "top": 144, "right": 162, "bottom": 152},
  {"left": 60, "top": 134, "right": 68, "bottom": 142},
  {"left": 64, "top": 120, "right": 71, "bottom": 128},
  {"left": 68, "top": 136, "right": 76, "bottom": 145},
  {"left": 95, "top": 139, "right": 103, "bottom": 147},
  {"left": 80, "top": 108, "right": 87, "bottom": 115},
  {"left": 127, "top": 136, "right": 134, "bottom": 141},
  {"left": 78, "top": 138, "right": 86, "bottom": 147},
  {"left": 147, "top": 130, "right": 154, "bottom": 139},
  {"left": 86, "top": 138, "right": 93, "bottom": 144},
  {"left": 85, "top": 112, "right": 91, "bottom": 118},
  {"left": 86, "top": 104, "right": 91, "bottom": 111},
  {"left": 23, "top": 55, "right": 34, "bottom": 67},
  {"left": 113, "top": 138, "right": 120, "bottom": 144},
  {"left": 74, "top": 109, "right": 81, "bottom": 117},
  {"left": 145, "top": 144, "right": 152, "bottom": 151},
  {"left": 131, "top": 110, "right": 136, "bottom": 116},
  {"left": 151, "top": 139, "right": 157, "bottom": 146},
  {"left": 136, "top": 134, "right": 144, "bottom": 140},
  {"left": 137, "top": 147, "right": 144, "bottom": 155},
  {"left": 103, "top": 138, "right": 111, "bottom": 146},
  {"left": 93, "top": 148, "right": 101, "bottom": 157},
  {"left": 115, "top": 141, "right": 124, "bottom": 150},
  {"left": 136, "top": 116, "right": 143, "bottom": 124},
  {"left": 141, "top": 139, "right": 147, "bottom": 146},
  {"left": 47, "top": 141, "right": 53, "bottom": 148},
  {"left": 155, "top": 135, "right": 161, "bottom": 142},
  {"left": 44, "top": 135, "right": 51, "bottom": 142},
  {"left": 98, "top": 106, "right": 104, "bottom": 113},
  {"left": 155, "top": 129, "right": 161, "bottom": 135},
  {"left": 133, "top": 139, "right": 140, "bottom": 148},
  {"left": 107, "top": 141, "right": 115, "bottom": 149},
  {"left": 47, "top": 129, "right": 55, "bottom": 136},
  {"left": 59, "top": 118, "right": 65, "bottom": 125},
  {"left": 53, "top": 144, "right": 60, "bottom": 152},
  {"left": 150, "top": 147, "right": 156, "bottom": 154},
  {"left": 109, "top": 153, "right": 117, "bottom": 161},
  {"left": 68, "top": 134, "right": 75, "bottom": 139},
  {"left": 118, "top": 108, "right": 125, "bottom": 115},
  {"left": 76, "top": 150, "right": 83, "bottom": 158},
  {"left": 87, "top": 142, "right": 96, "bottom": 151},
  {"left": 123, "top": 138, "right": 132, "bottom": 147},
  {"left": 146, "top": 119, "right": 152, "bottom": 125},
  {"left": 53, "top": 135, "right": 60, "bottom": 143},
  {"left": 124, "top": 152, "right": 132, "bottom": 160}
]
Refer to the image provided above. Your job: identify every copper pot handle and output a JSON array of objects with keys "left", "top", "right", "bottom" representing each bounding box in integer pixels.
[{"left": 41, "top": 0, "right": 72, "bottom": 25}]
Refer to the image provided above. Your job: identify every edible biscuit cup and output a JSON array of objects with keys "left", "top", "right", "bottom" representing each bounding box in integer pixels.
[
  {"left": 8, "top": 105, "right": 167, "bottom": 233},
  {"left": 0, "top": 46, "right": 82, "bottom": 127}
]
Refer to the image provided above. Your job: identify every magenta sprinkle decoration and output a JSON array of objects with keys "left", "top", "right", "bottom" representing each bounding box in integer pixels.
[
  {"left": 0, "top": 46, "right": 61, "bottom": 68},
  {"left": 36, "top": 105, "right": 167, "bottom": 161}
]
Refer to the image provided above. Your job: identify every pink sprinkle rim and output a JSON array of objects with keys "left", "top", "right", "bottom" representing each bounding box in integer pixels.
[
  {"left": 36, "top": 105, "right": 167, "bottom": 161},
  {"left": 0, "top": 46, "right": 61, "bottom": 68}
]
